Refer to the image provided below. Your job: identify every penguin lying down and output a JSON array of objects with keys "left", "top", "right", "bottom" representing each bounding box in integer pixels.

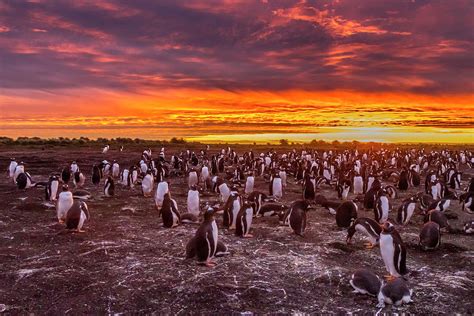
[{"left": 349, "top": 269, "right": 413, "bottom": 308}]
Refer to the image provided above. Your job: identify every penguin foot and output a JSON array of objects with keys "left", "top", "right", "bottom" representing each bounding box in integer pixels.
[
  {"left": 76, "top": 229, "right": 86, "bottom": 233},
  {"left": 243, "top": 234, "right": 254, "bottom": 238},
  {"left": 384, "top": 275, "right": 396, "bottom": 281},
  {"left": 58, "top": 220, "right": 65, "bottom": 224},
  {"left": 364, "top": 242, "right": 376, "bottom": 249}
]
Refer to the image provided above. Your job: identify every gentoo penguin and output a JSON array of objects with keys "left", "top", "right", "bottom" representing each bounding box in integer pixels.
[
  {"left": 464, "top": 220, "right": 474, "bottom": 234},
  {"left": 104, "top": 176, "right": 115, "bottom": 197},
  {"left": 384, "top": 185, "right": 398, "bottom": 199},
  {"left": 13, "top": 162, "right": 25, "bottom": 183},
  {"left": 73, "top": 170, "right": 85, "bottom": 188},
  {"left": 141, "top": 171, "right": 154, "bottom": 197},
  {"left": 8, "top": 158, "right": 17, "bottom": 179},
  {"left": 349, "top": 269, "right": 381, "bottom": 296},
  {"left": 70, "top": 161, "right": 79, "bottom": 174},
  {"left": 188, "top": 169, "right": 199, "bottom": 188},
  {"left": 130, "top": 166, "right": 139, "bottom": 185},
  {"left": 270, "top": 173, "right": 283, "bottom": 198},
  {"left": 218, "top": 182, "right": 231, "bottom": 203},
  {"left": 419, "top": 221, "right": 441, "bottom": 250},
  {"left": 139, "top": 160, "right": 148, "bottom": 174},
  {"left": 424, "top": 210, "right": 450, "bottom": 230},
  {"left": 92, "top": 165, "right": 101, "bottom": 185},
  {"left": 377, "top": 278, "right": 413, "bottom": 308},
  {"left": 379, "top": 222, "right": 407, "bottom": 279},
  {"left": 45, "top": 175, "right": 60, "bottom": 201},
  {"left": 222, "top": 192, "right": 241, "bottom": 229},
  {"left": 120, "top": 169, "right": 129, "bottom": 186},
  {"left": 353, "top": 173, "right": 364, "bottom": 195},
  {"left": 244, "top": 172, "right": 255, "bottom": 195},
  {"left": 398, "top": 169, "right": 409, "bottom": 191},
  {"left": 16, "top": 172, "right": 34, "bottom": 189},
  {"left": 279, "top": 168, "right": 287, "bottom": 187},
  {"left": 57, "top": 185, "right": 73, "bottom": 223},
  {"left": 186, "top": 237, "right": 229, "bottom": 259},
  {"left": 396, "top": 197, "right": 417, "bottom": 225},
  {"left": 428, "top": 198, "right": 450, "bottom": 212},
  {"left": 347, "top": 217, "right": 382, "bottom": 249},
  {"left": 337, "top": 179, "right": 351, "bottom": 200},
  {"left": 155, "top": 181, "right": 169, "bottom": 211},
  {"left": 61, "top": 166, "right": 71, "bottom": 184},
  {"left": 374, "top": 190, "right": 391, "bottom": 224},
  {"left": 235, "top": 202, "right": 254, "bottom": 238},
  {"left": 187, "top": 185, "right": 200, "bottom": 216},
  {"left": 286, "top": 200, "right": 311, "bottom": 236},
  {"left": 161, "top": 193, "right": 180, "bottom": 228},
  {"left": 72, "top": 189, "right": 92, "bottom": 200},
  {"left": 363, "top": 187, "right": 379, "bottom": 209},
  {"left": 200, "top": 165, "right": 210, "bottom": 190},
  {"left": 191, "top": 206, "right": 219, "bottom": 266},
  {"left": 65, "top": 200, "right": 90, "bottom": 233},
  {"left": 258, "top": 203, "right": 287, "bottom": 217},
  {"left": 460, "top": 192, "right": 474, "bottom": 214},
  {"left": 102, "top": 145, "right": 110, "bottom": 154},
  {"left": 303, "top": 174, "right": 316, "bottom": 200},
  {"left": 112, "top": 161, "right": 120, "bottom": 178},
  {"left": 247, "top": 191, "right": 267, "bottom": 216},
  {"left": 336, "top": 201, "right": 358, "bottom": 228}
]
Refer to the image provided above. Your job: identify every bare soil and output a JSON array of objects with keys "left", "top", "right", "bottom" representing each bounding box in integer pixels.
[{"left": 0, "top": 145, "right": 472, "bottom": 314}]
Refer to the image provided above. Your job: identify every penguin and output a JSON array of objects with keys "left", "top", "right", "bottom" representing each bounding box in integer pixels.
[
  {"left": 384, "top": 185, "right": 398, "bottom": 199},
  {"left": 70, "top": 161, "right": 79, "bottom": 174},
  {"left": 139, "top": 160, "right": 148, "bottom": 174},
  {"left": 416, "top": 193, "right": 434, "bottom": 212},
  {"left": 247, "top": 191, "right": 267, "bottom": 216},
  {"left": 155, "top": 181, "right": 169, "bottom": 211},
  {"left": 315, "top": 194, "right": 340, "bottom": 215},
  {"left": 161, "top": 193, "right": 180, "bottom": 228},
  {"left": 120, "top": 169, "right": 129, "bottom": 186},
  {"left": 141, "top": 171, "right": 154, "bottom": 197},
  {"left": 424, "top": 210, "right": 450, "bottom": 230},
  {"left": 379, "top": 222, "right": 407, "bottom": 279},
  {"left": 187, "top": 185, "right": 200, "bottom": 216},
  {"left": 72, "top": 189, "right": 92, "bottom": 200},
  {"left": 397, "top": 169, "right": 409, "bottom": 191},
  {"left": 409, "top": 169, "right": 421, "bottom": 187},
  {"left": 363, "top": 187, "right": 379, "bottom": 209},
  {"left": 65, "top": 200, "right": 90, "bottom": 233},
  {"left": 13, "top": 162, "right": 24, "bottom": 184},
  {"left": 104, "top": 176, "right": 115, "bottom": 197},
  {"left": 337, "top": 179, "right": 351, "bottom": 200},
  {"left": 61, "top": 166, "right": 71, "bottom": 184},
  {"left": 374, "top": 190, "right": 391, "bottom": 224},
  {"left": 186, "top": 236, "right": 229, "bottom": 259},
  {"left": 191, "top": 206, "right": 219, "bottom": 266},
  {"left": 336, "top": 201, "right": 358, "bottom": 228},
  {"left": 346, "top": 217, "right": 382, "bottom": 249},
  {"left": 270, "top": 173, "right": 283, "bottom": 198},
  {"left": 460, "top": 192, "right": 474, "bottom": 214},
  {"left": 200, "top": 166, "right": 210, "bottom": 190},
  {"left": 349, "top": 269, "right": 381, "bottom": 296},
  {"left": 464, "top": 220, "right": 474, "bottom": 234},
  {"left": 8, "top": 158, "right": 17, "bottom": 179},
  {"left": 112, "top": 161, "right": 120, "bottom": 178},
  {"left": 377, "top": 278, "right": 413, "bottom": 308},
  {"left": 45, "top": 175, "right": 60, "bottom": 201},
  {"left": 302, "top": 173, "right": 316, "bottom": 200},
  {"left": 57, "top": 185, "right": 73, "bottom": 223},
  {"left": 120, "top": 145, "right": 124, "bottom": 152},
  {"left": 188, "top": 169, "right": 199, "bottom": 188},
  {"left": 218, "top": 182, "right": 231, "bottom": 203},
  {"left": 73, "top": 170, "right": 85, "bottom": 188},
  {"left": 353, "top": 174, "right": 364, "bottom": 194},
  {"left": 244, "top": 172, "right": 255, "bottom": 195},
  {"left": 396, "top": 197, "right": 417, "bottom": 225},
  {"left": 235, "top": 202, "right": 254, "bottom": 238},
  {"left": 222, "top": 192, "right": 241, "bottom": 229},
  {"left": 428, "top": 198, "right": 450, "bottom": 212},
  {"left": 16, "top": 172, "right": 34, "bottom": 190},
  {"left": 419, "top": 221, "right": 441, "bottom": 250},
  {"left": 130, "top": 166, "right": 139, "bottom": 185},
  {"left": 287, "top": 200, "right": 311, "bottom": 236},
  {"left": 102, "top": 145, "right": 109, "bottom": 154},
  {"left": 257, "top": 203, "right": 287, "bottom": 217},
  {"left": 92, "top": 165, "right": 101, "bottom": 185}
]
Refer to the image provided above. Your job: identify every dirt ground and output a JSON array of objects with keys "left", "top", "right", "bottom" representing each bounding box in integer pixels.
[{"left": 0, "top": 144, "right": 473, "bottom": 314}]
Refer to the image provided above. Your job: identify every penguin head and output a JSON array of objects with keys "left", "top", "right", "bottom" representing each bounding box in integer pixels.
[
  {"left": 190, "top": 184, "right": 197, "bottom": 191},
  {"left": 62, "top": 184, "right": 69, "bottom": 191},
  {"left": 381, "top": 221, "right": 395, "bottom": 233},
  {"left": 10, "top": 157, "right": 16, "bottom": 161}
]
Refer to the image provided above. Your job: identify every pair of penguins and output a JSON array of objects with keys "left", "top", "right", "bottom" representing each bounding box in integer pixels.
[{"left": 55, "top": 184, "right": 90, "bottom": 232}]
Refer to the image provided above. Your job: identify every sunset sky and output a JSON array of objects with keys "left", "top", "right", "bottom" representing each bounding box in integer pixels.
[{"left": 0, "top": 0, "right": 473, "bottom": 143}]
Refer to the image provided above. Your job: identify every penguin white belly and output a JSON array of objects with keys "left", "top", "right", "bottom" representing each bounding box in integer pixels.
[
  {"left": 50, "top": 181, "right": 59, "bottom": 201},
  {"left": 323, "top": 169, "right": 331, "bottom": 181},
  {"left": 9, "top": 162, "right": 17, "bottom": 178},
  {"left": 112, "top": 165, "right": 120, "bottom": 178},
  {"left": 121, "top": 170, "right": 129, "bottom": 185},
  {"left": 187, "top": 191, "right": 200, "bottom": 216},
  {"left": 201, "top": 167, "right": 209, "bottom": 182},
  {"left": 354, "top": 177, "right": 363, "bottom": 194},
  {"left": 188, "top": 172, "right": 198, "bottom": 187},
  {"left": 155, "top": 182, "right": 169, "bottom": 209},
  {"left": 356, "top": 224, "right": 377, "bottom": 245},
  {"left": 380, "top": 197, "right": 390, "bottom": 222},
  {"left": 380, "top": 234, "right": 398, "bottom": 276},
  {"left": 211, "top": 220, "right": 218, "bottom": 257},
  {"left": 405, "top": 203, "right": 416, "bottom": 223},
  {"left": 13, "top": 166, "right": 24, "bottom": 183},
  {"left": 245, "top": 209, "right": 253, "bottom": 235},
  {"left": 342, "top": 186, "right": 350, "bottom": 200},
  {"left": 57, "top": 193, "right": 73, "bottom": 221},
  {"left": 230, "top": 200, "right": 240, "bottom": 229},
  {"left": 367, "top": 178, "right": 374, "bottom": 192},
  {"left": 431, "top": 185, "right": 439, "bottom": 199},
  {"left": 245, "top": 177, "right": 254, "bottom": 194},
  {"left": 77, "top": 210, "right": 87, "bottom": 230},
  {"left": 272, "top": 179, "right": 282, "bottom": 198},
  {"left": 219, "top": 184, "right": 230, "bottom": 203},
  {"left": 279, "top": 171, "right": 287, "bottom": 187}
]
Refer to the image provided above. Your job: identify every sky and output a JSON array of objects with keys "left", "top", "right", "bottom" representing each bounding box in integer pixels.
[{"left": 0, "top": 0, "right": 473, "bottom": 143}]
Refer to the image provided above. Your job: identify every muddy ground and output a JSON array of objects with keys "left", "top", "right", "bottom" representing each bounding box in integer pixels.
[{"left": 0, "top": 144, "right": 472, "bottom": 314}]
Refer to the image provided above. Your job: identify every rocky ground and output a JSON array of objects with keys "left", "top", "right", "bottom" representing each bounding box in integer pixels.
[{"left": 0, "top": 144, "right": 473, "bottom": 314}]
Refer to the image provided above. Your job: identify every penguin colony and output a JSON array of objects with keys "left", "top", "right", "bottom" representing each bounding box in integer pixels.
[{"left": 6, "top": 145, "right": 474, "bottom": 310}]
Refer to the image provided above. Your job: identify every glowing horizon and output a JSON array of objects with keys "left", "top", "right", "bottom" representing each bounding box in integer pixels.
[{"left": 1, "top": 1, "right": 473, "bottom": 143}]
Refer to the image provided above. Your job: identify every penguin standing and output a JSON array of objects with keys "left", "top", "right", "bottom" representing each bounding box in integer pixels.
[
  {"left": 374, "top": 191, "right": 391, "bottom": 223},
  {"left": 287, "top": 200, "right": 311, "bottom": 236},
  {"left": 396, "top": 197, "right": 417, "bottom": 225},
  {"left": 188, "top": 169, "right": 199, "bottom": 188},
  {"left": 65, "top": 200, "right": 90, "bottom": 233},
  {"left": 8, "top": 158, "right": 17, "bottom": 179},
  {"left": 235, "top": 202, "right": 254, "bottom": 238},
  {"left": 92, "top": 165, "right": 101, "bottom": 185},
  {"left": 302, "top": 174, "right": 316, "bottom": 200},
  {"left": 102, "top": 145, "right": 109, "bottom": 154},
  {"left": 279, "top": 168, "right": 287, "bottom": 187},
  {"left": 155, "top": 181, "right": 169, "bottom": 211},
  {"left": 346, "top": 217, "right": 382, "bottom": 249},
  {"left": 398, "top": 169, "right": 409, "bottom": 191},
  {"left": 270, "top": 173, "right": 283, "bottom": 198},
  {"left": 187, "top": 185, "right": 200, "bottom": 216},
  {"left": 45, "top": 175, "right": 60, "bottom": 201},
  {"left": 200, "top": 166, "right": 210, "bottom": 190},
  {"left": 419, "top": 221, "right": 441, "bottom": 250},
  {"left": 73, "top": 171, "right": 85, "bottom": 188},
  {"left": 191, "top": 206, "right": 219, "bottom": 266},
  {"left": 377, "top": 278, "right": 413, "bottom": 308},
  {"left": 141, "top": 171, "right": 154, "bottom": 197},
  {"left": 349, "top": 269, "right": 381, "bottom": 296},
  {"left": 337, "top": 179, "right": 351, "bottom": 200},
  {"left": 61, "top": 166, "right": 71, "bottom": 184},
  {"left": 223, "top": 192, "right": 241, "bottom": 229},
  {"left": 353, "top": 173, "right": 364, "bottom": 195},
  {"left": 336, "top": 201, "right": 358, "bottom": 228},
  {"left": 244, "top": 172, "right": 255, "bottom": 195},
  {"left": 161, "top": 193, "right": 180, "bottom": 228},
  {"left": 104, "top": 176, "right": 115, "bottom": 197},
  {"left": 248, "top": 191, "right": 267, "bottom": 216},
  {"left": 13, "top": 162, "right": 25, "bottom": 184},
  {"left": 218, "top": 182, "right": 231, "bottom": 203},
  {"left": 112, "top": 161, "right": 120, "bottom": 178},
  {"left": 379, "top": 222, "right": 407, "bottom": 279},
  {"left": 120, "top": 169, "right": 129, "bottom": 186},
  {"left": 16, "top": 172, "right": 34, "bottom": 190},
  {"left": 57, "top": 185, "right": 73, "bottom": 223}
]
